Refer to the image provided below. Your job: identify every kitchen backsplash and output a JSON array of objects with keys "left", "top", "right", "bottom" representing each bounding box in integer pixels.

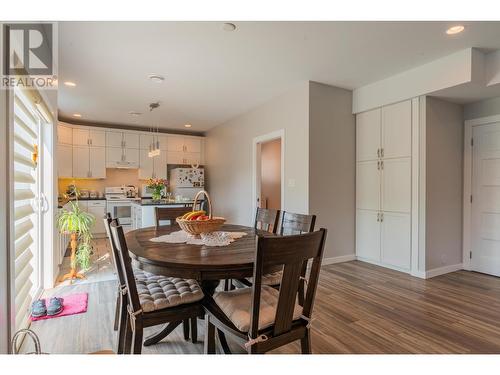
[{"left": 58, "top": 168, "right": 145, "bottom": 197}]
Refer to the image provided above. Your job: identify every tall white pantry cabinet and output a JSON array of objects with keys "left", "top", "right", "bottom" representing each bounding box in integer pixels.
[{"left": 356, "top": 99, "right": 413, "bottom": 272}]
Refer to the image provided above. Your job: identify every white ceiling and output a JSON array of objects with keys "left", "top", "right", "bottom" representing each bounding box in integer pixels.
[{"left": 58, "top": 21, "right": 500, "bottom": 132}]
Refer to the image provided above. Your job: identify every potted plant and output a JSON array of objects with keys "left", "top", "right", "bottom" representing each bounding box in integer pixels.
[
  {"left": 147, "top": 177, "right": 168, "bottom": 201},
  {"left": 57, "top": 199, "right": 95, "bottom": 282}
]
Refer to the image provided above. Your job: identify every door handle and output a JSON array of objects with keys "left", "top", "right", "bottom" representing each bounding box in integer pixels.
[
  {"left": 377, "top": 148, "right": 380, "bottom": 158},
  {"left": 381, "top": 161, "right": 384, "bottom": 170},
  {"left": 381, "top": 148, "right": 384, "bottom": 158}
]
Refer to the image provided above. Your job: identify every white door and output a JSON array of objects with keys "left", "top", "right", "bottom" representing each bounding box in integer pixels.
[
  {"left": 356, "top": 210, "right": 381, "bottom": 261},
  {"left": 106, "top": 131, "right": 123, "bottom": 147},
  {"left": 123, "top": 133, "right": 140, "bottom": 149},
  {"left": 57, "top": 144, "right": 73, "bottom": 177},
  {"left": 471, "top": 123, "right": 500, "bottom": 276},
  {"left": 381, "top": 158, "right": 411, "bottom": 213},
  {"left": 57, "top": 124, "right": 73, "bottom": 145},
  {"left": 72, "top": 128, "right": 89, "bottom": 146},
  {"left": 356, "top": 108, "right": 381, "bottom": 162},
  {"left": 381, "top": 100, "right": 412, "bottom": 159},
  {"left": 89, "top": 129, "right": 106, "bottom": 147},
  {"left": 381, "top": 212, "right": 411, "bottom": 270},
  {"left": 106, "top": 147, "right": 123, "bottom": 168},
  {"left": 139, "top": 149, "right": 154, "bottom": 179},
  {"left": 72, "top": 146, "right": 90, "bottom": 178},
  {"left": 356, "top": 160, "right": 380, "bottom": 211},
  {"left": 88, "top": 201, "right": 106, "bottom": 234},
  {"left": 89, "top": 147, "right": 106, "bottom": 178}
]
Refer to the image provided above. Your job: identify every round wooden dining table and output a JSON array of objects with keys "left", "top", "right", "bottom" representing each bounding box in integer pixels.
[{"left": 125, "top": 223, "right": 269, "bottom": 295}]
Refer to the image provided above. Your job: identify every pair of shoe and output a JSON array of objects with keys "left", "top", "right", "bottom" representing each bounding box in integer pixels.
[{"left": 31, "top": 297, "right": 64, "bottom": 318}]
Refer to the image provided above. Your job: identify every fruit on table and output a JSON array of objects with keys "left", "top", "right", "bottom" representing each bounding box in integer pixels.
[
  {"left": 196, "top": 215, "right": 209, "bottom": 221},
  {"left": 182, "top": 210, "right": 206, "bottom": 220}
]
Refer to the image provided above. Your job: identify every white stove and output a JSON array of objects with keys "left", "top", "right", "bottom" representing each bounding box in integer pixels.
[{"left": 105, "top": 186, "right": 139, "bottom": 229}]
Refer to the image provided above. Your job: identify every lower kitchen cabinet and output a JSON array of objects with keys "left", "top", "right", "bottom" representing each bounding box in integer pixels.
[
  {"left": 356, "top": 209, "right": 380, "bottom": 262},
  {"left": 131, "top": 203, "right": 188, "bottom": 229},
  {"left": 62, "top": 200, "right": 106, "bottom": 236}
]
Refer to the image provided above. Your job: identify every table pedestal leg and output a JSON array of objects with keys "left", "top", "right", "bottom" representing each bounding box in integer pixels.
[{"left": 143, "top": 321, "right": 181, "bottom": 346}]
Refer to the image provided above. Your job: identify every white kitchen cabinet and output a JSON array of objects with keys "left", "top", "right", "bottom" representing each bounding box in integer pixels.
[
  {"left": 106, "top": 147, "right": 139, "bottom": 168},
  {"left": 57, "top": 144, "right": 73, "bottom": 177},
  {"left": 167, "top": 136, "right": 202, "bottom": 153},
  {"left": 356, "top": 108, "right": 381, "bottom": 162},
  {"left": 381, "top": 212, "right": 411, "bottom": 270},
  {"left": 72, "top": 128, "right": 106, "bottom": 147},
  {"left": 106, "top": 131, "right": 124, "bottom": 147},
  {"left": 356, "top": 160, "right": 380, "bottom": 211},
  {"left": 381, "top": 100, "right": 412, "bottom": 159},
  {"left": 87, "top": 200, "right": 106, "bottom": 235},
  {"left": 123, "top": 133, "right": 140, "bottom": 149},
  {"left": 73, "top": 145, "right": 106, "bottom": 178},
  {"left": 167, "top": 136, "right": 185, "bottom": 152},
  {"left": 184, "top": 137, "right": 201, "bottom": 153},
  {"left": 356, "top": 210, "right": 381, "bottom": 262},
  {"left": 124, "top": 148, "right": 139, "bottom": 168},
  {"left": 139, "top": 149, "right": 154, "bottom": 179},
  {"left": 356, "top": 99, "right": 412, "bottom": 273},
  {"left": 140, "top": 134, "right": 168, "bottom": 150},
  {"left": 166, "top": 151, "right": 184, "bottom": 165},
  {"left": 89, "top": 146, "right": 106, "bottom": 178},
  {"left": 139, "top": 149, "right": 167, "bottom": 179},
  {"left": 72, "top": 146, "right": 90, "bottom": 178},
  {"left": 57, "top": 124, "right": 73, "bottom": 145},
  {"left": 381, "top": 158, "right": 411, "bottom": 213},
  {"left": 106, "top": 147, "right": 123, "bottom": 167}
]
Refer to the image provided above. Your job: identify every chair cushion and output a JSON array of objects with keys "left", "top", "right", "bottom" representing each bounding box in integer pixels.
[
  {"left": 246, "top": 270, "right": 283, "bottom": 286},
  {"left": 134, "top": 273, "right": 203, "bottom": 313},
  {"left": 213, "top": 286, "right": 302, "bottom": 332}
]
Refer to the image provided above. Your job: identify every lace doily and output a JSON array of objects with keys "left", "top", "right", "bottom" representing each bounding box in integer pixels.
[{"left": 150, "top": 230, "right": 248, "bottom": 247}]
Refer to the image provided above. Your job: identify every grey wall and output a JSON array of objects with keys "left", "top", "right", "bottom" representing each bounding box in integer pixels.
[
  {"left": 309, "top": 82, "right": 356, "bottom": 260},
  {"left": 464, "top": 96, "right": 500, "bottom": 120},
  {"left": 425, "top": 97, "right": 464, "bottom": 270},
  {"left": 205, "top": 82, "right": 310, "bottom": 225}
]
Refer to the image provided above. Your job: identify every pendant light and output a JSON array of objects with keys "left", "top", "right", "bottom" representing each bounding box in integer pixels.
[{"left": 148, "top": 102, "right": 161, "bottom": 158}]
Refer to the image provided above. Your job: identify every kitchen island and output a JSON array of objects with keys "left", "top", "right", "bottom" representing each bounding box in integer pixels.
[{"left": 131, "top": 199, "right": 195, "bottom": 229}]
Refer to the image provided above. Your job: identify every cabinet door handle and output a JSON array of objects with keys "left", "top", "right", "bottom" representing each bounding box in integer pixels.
[
  {"left": 381, "top": 161, "right": 384, "bottom": 170},
  {"left": 377, "top": 212, "right": 380, "bottom": 222},
  {"left": 381, "top": 148, "right": 384, "bottom": 158},
  {"left": 380, "top": 213, "right": 384, "bottom": 222},
  {"left": 377, "top": 148, "right": 380, "bottom": 158},
  {"left": 377, "top": 161, "right": 380, "bottom": 170},
  {"left": 90, "top": 139, "right": 92, "bottom": 146}
]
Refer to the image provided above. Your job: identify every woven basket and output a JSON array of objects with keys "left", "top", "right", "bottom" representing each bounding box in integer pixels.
[{"left": 176, "top": 190, "right": 225, "bottom": 236}]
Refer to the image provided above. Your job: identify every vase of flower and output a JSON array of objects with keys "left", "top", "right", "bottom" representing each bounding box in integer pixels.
[{"left": 147, "top": 178, "right": 167, "bottom": 201}]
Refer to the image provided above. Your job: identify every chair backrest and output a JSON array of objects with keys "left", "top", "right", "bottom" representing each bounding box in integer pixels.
[
  {"left": 103, "top": 213, "right": 126, "bottom": 288},
  {"left": 249, "top": 229, "right": 327, "bottom": 339},
  {"left": 154, "top": 206, "right": 192, "bottom": 229},
  {"left": 279, "top": 211, "right": 316, "bottom": 235},
  {"left": 254, "top": 207, "right": 280, "bottom": 234},
  {"left": 109, "top": 220, "right": 142, "bottom": 314}
]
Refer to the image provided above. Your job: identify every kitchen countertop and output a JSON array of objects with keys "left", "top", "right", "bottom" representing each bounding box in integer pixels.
[
  {"left": 57, "top": 197, "right": 106, "bottom": 208},
  {"left": 132, "top": 199, "right": 195, "bottom": 206}
]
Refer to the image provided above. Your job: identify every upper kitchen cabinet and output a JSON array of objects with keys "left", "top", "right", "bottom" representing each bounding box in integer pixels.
[
  {"left": 167, "top": 136, "right": 201, "bottom": 153},
  {"left": 140, "top": 134, "right": 168, "bottom": 150},
  {"left": 57, "top": 123, "right": 73, "bottom": 145},
  {"left": 139, "top": 149, "right": 167, "bottom": 179},
  {"left": 73, "top": 128, "right": 106, "bottom": 147},
  {"left": 73, "top": 145, "right": 106, "bottom": 178},
  {"left": 381, "top": 100, "right": 412, "bottom": 159},
  {"left": 106, "top": 130, "right": 139, "bottom": 148},
  {"left": 356, "top": 108, "right": 381, "bottom": 162},
  {"left": 106, "top": 147, "right": 139, "bottom": 169},
  {"left": 57, "top": 144, "right": 72, "bottom": 177}
]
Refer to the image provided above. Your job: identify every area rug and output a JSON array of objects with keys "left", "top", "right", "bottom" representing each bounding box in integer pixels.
[{"left": 30, "top": 293, "right": 88, "bottom": 321}]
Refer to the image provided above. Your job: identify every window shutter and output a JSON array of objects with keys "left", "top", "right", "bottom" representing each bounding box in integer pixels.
[{"left": 13, "top": 87, "right": 40, "bottom": 332}]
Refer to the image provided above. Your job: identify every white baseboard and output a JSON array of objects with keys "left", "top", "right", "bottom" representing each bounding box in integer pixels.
[
  {"left": 424, "top": 263, "right": 463, "bottom": 279},
  {"left": 322, "top": 254, "right": 356, "bottom": 266}
]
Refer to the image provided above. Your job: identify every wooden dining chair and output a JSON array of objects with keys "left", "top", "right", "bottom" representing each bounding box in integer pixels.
[
  {"left": 154, "top": 206, "right": 192, "bottom": 229},
  {"left": 203, "top": 228, "right": 327, "bottom": 354},
  {"left": 232, "top": 208, "right": 281, "bottom": 290},
  {"left": 109, "top": 219, "right": 205, "bottom": 354},
  {"left": 254, "top": 207, "right": 281, "bottom": 233}
]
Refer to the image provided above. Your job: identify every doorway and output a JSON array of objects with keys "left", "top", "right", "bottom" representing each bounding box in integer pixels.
[
  {"left": 253, "top": 130, "right": 284, "bottom": 216},
  {"left": 469, "top": 122, "right": 500, "bottom": 277}
]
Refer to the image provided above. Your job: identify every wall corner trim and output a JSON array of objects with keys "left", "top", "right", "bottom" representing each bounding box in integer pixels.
[{"left": 321, "top": 254, "right": 356, "bottom": 266}]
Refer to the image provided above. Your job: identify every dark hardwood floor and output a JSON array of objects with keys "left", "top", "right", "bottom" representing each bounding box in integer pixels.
[{"left": 25, "top": 260, "right": 500, "bottom": 354}]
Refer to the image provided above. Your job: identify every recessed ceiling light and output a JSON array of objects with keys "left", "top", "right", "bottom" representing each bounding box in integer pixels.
[
  {"left": 73, "top": 113, "right": 82, "bottom": 118},
  {"left": 148, "top": 74, "right": 165, "bottom": 83},
  {"left": 128, "top": 111, "right": 142, "bottom": 116},
  {"left": 446, "top": 25, "right": 465, "bottom": 35},
  {"left": 184, "top": 124, "right": 192, "bottom": 128},
  {"left": 222, "top": 23, "right": 237, "bottom": 32},
  {"left": 64, "top": 81, "right": 77, "bottom": 87}
]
